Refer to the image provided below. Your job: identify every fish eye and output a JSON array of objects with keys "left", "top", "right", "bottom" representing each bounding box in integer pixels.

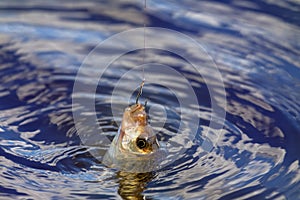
[{"left": 136, "top": 138, "right": 147, "bottom": 149}]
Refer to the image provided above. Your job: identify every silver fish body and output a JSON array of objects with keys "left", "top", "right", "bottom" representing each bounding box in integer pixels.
[{"left": 103, "top": 103, "right": 165, "bottom": 172}]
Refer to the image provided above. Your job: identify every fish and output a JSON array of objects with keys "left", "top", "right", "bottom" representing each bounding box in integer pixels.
[
  {"left": 102, "top": 102, "right": 165, "bottom": 172},
  {"left": 103, "top": 82, "right": 165, "bottom": 172}
]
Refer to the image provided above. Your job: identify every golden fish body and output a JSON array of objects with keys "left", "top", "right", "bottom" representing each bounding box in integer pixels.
[{"left": 103, "top": 103, "right": 164, "bottom": 172}]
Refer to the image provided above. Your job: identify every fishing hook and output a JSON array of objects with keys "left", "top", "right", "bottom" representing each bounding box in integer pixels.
[{"left": 135, "top": 80, "right": 145, "bottom": 104}]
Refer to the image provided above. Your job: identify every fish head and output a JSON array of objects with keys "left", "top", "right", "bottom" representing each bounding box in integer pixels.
[{"left": 119, "top": 103, "right": 159, "bottom": 154}]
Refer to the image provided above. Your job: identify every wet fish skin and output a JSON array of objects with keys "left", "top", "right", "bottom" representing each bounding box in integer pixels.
[{"left": 103, "top": 103, "right": 164, "bottom": 172}]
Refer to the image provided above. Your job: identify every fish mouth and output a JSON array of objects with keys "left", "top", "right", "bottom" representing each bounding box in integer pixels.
[
  {"left": 122, "top": 103, "right": 148, "bottom": 127},
  {"left": 129, "top": 103, "right": 144, "bottom": 113},
  {"left": 129, "top": 104, "right": 146, "bottom": 122}
]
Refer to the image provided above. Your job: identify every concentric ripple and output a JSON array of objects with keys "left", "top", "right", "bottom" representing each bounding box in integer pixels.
[{"left": 0, "top": 0, "right": 299, "bottom": 199}]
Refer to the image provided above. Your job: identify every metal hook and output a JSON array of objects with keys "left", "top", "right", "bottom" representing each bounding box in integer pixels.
[{"left": 135, "top": 80, "right": 145, "bottom": 104}]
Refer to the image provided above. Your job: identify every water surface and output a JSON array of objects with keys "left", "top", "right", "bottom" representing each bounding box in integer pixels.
[{"left": 0, "top": 0, "right": 299, "bottom": 199}]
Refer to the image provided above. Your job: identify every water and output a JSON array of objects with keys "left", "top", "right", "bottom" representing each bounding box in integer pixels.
[{"left": 0, "top": 0, "right": 299, "bottom": 199}]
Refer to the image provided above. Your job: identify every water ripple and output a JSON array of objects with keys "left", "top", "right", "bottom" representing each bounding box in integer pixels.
[{"left": 0, "top": 0, "right": 299, "bottom": 199}]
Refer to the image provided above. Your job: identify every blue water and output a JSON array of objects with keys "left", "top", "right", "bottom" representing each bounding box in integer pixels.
[{"left": 0, "top": 0, "right": 300, "bottom": 199}]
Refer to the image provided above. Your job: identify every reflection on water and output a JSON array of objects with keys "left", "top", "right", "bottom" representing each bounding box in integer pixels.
[
  {"left": 117, "top": 171, "right": 155, "bottom": 200},
  {"left": 0, "top": 0, "right": 299, "bottom": 199}
]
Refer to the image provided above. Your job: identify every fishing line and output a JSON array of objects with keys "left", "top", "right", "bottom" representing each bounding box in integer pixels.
[
  {"left": 142, "top": 0, "right": 146, "bottom": 81},
  {"left": 136, "top": 0, "right": 147, "bottom": 105}
]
